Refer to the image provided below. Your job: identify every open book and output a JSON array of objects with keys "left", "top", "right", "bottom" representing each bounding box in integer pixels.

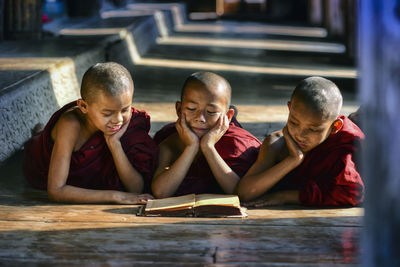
[{"left": 138, "top": 194, "right": 247, "bottom": 218}]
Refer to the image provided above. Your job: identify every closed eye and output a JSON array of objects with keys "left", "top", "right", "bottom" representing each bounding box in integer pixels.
[{"left": 186, "top": 107, "right": 196, "bottom": 111}]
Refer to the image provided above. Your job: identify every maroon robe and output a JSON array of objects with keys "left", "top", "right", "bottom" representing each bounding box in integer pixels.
[
  {"left": 153, "top": 118, "right": 262, "bottom": 196},
  {"left": 274, "top": 115, "right": 364, "bottom": 206},
  {"left": 23, "top": 101, "right": 158, "bottom": 193}
]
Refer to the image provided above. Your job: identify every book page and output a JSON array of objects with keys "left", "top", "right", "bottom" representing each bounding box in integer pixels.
[
  {"left": 194, "top": 194, "right": 241, "bottom": 208},
  {"left": 145, "top": 194, "right": 196, "bottom": 211}
]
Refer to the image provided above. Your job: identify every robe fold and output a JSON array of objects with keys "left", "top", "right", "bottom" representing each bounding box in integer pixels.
[
  {"left": 153, "top": 117, "right": 261, "bottom": 196},
  {"left": 275, "top": 115, "right": 364, "bottom": 206},
  {"left": 23, "top": 101, "right": 158, "bottom": 192}
]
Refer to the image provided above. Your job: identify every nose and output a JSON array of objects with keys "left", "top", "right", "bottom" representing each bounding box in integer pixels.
[
  {"left": 297, "top": 128, "right": 308, "bottom": 141},
  {"left": 194, "top": 110, "right": 206, "bottom": 123},
  {"left": 112, "top": 112, "right": 123, "bottom": 124}
]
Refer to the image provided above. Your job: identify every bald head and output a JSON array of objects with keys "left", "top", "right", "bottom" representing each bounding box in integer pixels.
[
  {"left": 81, "top": 62, "right": 133, "bottom": 103},
  {"left": 181, "top": 71, "right": 232, "bottom": 108},
  {"left": 291, "top": 76, "right": 343, "bottom": 121}
]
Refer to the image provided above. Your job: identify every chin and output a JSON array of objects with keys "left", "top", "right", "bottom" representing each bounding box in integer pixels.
[
  {"left": 302, "top": 145, "right": 316, "bottom": 153},
  {"left": 190, "top": 126, "right": 209, "bottom": 137},
  {"left": 103, "top": 127, "right": 118, "bottom": 135},
  {"left": 194, "top": 131, "right": 206, "bottom": 138}
]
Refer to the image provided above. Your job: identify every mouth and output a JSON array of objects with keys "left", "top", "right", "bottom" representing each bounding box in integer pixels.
[
  {"left": 191, "top": 127, "right": 208, "bottom": 133},
  {"left": 296, "top": 141, "right": 308, "bottom": 150},
  {"left": 108, "top": 125, "right": 122, "bottom": 132}
]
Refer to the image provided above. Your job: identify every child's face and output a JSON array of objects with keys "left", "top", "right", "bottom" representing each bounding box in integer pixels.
[
  {"left": 286, "top": 99, "right": 334, "bottom": 152},
  {"left": 177, "top": 81, "right": 229, "bottom": 137},
  {"left": 83, "top": 90, "right": 133, "bottom": 135}
]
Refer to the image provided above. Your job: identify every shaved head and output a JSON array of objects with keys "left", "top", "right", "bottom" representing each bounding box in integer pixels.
[
  {"left": 181, "top": 71, "right": 232, "bottom": 108},
  {"left": 291, "top": 76, "right": 343, "bottom": 121},
  {"left": 81, "top": 62, "right": 133, "bottom": 103}
]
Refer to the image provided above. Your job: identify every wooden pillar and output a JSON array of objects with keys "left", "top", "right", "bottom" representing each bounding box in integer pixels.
[
  {"left": 359, "top": 0, "right": 400, "bottom": 266},
  {"left": 3, "top": 0, "right": 43, "bottom": 40},
  {"left": 323, "top": 0, "right": 358, "bottom": 59},
  {"left": 0, "top": 0, "right": 4, "bottom": 41},
  {"left": 325, "top": 0, "right": 345, "bottom": 37},
  {"left": 344, "top": 0, "right": 358, "bottom": 59},
  {"left": 308, "top": 0, "right": 324, "bottom": 25}
]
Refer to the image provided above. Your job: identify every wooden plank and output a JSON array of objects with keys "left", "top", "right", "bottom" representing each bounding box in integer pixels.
[
  {"left": 0, "top": 221, "right": 360, "bottom": 265},
  {"left": 0, "top": 204, "right": 363, "bottom": 226},
  {"left": 216, "top": 250, "right": 358, "bottom": 265}
]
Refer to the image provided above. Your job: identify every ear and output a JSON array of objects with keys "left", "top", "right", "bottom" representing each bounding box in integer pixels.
[
  {"left": 331, "top": 118, "right": 343, "bottom": 134},
  {"left": 77, "top": 99, "right": 89, "bottom": 114},
  {"left": 287, "top": 101, "right": 291, "bottom": 110},
  {"left": 175, "top": 101, "right": 182, "bottom": 117},
  {"left": 226, "top": 108, "right": 235, "bottom": 122}
]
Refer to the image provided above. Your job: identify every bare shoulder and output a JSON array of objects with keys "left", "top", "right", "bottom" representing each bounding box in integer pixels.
[
  {"left": 52, "top": 107, "right": 82, "bottom": 140},
  {"left": 257, "top": 129, "right": 287, "bottom": 161},
  {"left": 245, "top": 129, "right": 286, "bottom": 174},
  {"left": 263, "top": 129, "right": 285, "bottom": 150}
]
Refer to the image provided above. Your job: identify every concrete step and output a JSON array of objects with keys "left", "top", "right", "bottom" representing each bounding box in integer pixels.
[
  {"left": 125, "top": 3, "right": 331, "bottom": 40},
  {"left": 103, "top": 5, "right": 356, "bottom": 93}
]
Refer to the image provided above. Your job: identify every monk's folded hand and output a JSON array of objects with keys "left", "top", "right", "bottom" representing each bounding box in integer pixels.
[
  {"left": 176, "top": 113, "right": 199, "bottom": 147},
  {"left": 200, "top": 114, "right": 229, "bottom": 149},
  {"left": 283, "top": 126, "right": 304, "bottom": 165},
  {"left": 114, "top": 192, "right": 154, "bottom": 204},
  {"left": 104, "top": 121, "right": 130, "bottom": 149}
]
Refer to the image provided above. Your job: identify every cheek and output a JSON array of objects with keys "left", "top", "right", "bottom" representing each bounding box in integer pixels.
[
  {"left": 98, "top": 116, "right": 110, "bottom": 125},
  {"left": 207, "top": 115, "right": 220, "bottom": 126},
  {"left": 311, "top": 131, "right": 329, "bottom": 145},
  {"left": 91, "top": 113, "right": 106, "bottom": 124},
  {"left": 183, "top": 110, "right": 195, "bottom": 121},
  {"left": 287, "top": 125, "right": 297, "bottom": 137},
  {"left": 123, "top": 112, "right": 132, "bottom": 122}
]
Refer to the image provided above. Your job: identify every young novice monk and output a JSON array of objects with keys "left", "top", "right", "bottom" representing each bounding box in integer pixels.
[
  {"left": 152, "top": 71, "right": 261, "bottom": 198},
  {"left": 238, "top": 76, "right": 364, "bottom": 207},
  {"left": 23, "top": 62, "right": 157, "bottom": 204}
]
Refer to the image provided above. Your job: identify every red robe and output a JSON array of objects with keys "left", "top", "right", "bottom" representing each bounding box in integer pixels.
[
  {"left": 274, "top": 115, "right": 364, "bottom": 206},
  {"left": 23, "top": 101, "right": 158, "bottom": 193},
  {"left": 153, "top": 118, "right": 261, "bottom": 196}
]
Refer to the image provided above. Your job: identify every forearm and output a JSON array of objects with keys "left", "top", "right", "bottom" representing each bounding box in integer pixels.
[
  {"left": 238, "top": 157, "right": 300, "bottom": 201},
  {"left": 280, "top": 190, "right": 300, "bottom": 204},
  {"left": 108, "top": 141, "right": 144, "bottom": 193},
  {"left": 201, "top": 144, "right": 240, "bottom": 194},
  {"left": 48, "top": 184, "right": 118, "bottom": 203},
  {"left": 152, "top": 145, "right": 198, "bottom": 198}
]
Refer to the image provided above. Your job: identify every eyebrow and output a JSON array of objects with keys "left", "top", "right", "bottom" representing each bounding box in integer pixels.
[
  {"left": 309, "top": 124, "right": 324, "bottom": 128},
  {"left": 289, "top": 113, "right": 299, "bottom": 121},
  {"left": 290, "top": 114, "right": 324, "bottom": 128},
  {"left": 207, "top": 103, "right": 219, "bottom": 108},
  {"left": 101, "top": 105, "right": 131, "bottom": 112},
  {"left": 186, "top": 100, "right": 221, "bottom": 109}
]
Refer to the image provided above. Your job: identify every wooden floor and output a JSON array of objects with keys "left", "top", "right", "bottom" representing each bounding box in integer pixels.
[{"left": 0, "top": 152, "right": 363, "bottom": 266}]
